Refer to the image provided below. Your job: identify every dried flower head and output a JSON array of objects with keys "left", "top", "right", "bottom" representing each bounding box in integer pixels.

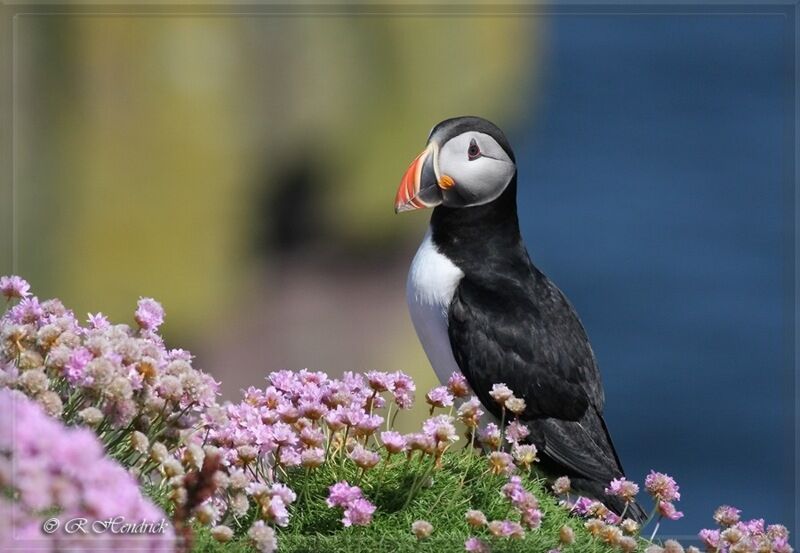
[
  {"left": 488, "top": 451, "right": 516, "bottom": 476},
  {"left": 663, "top": 540, "right": 686, "bottom": 553},
  {"left": 411, "top": 520, "right": 434, "bottom": 539},
  {"left": 559, "top": 524, "right": 575, "bottom": 545},
  {"left": 552, "top": 476, "right": 571, "bottom": 495},
  {"left": 489, "top": 383, "right": 514, "bottom": 405},
  {"left": 505, "top": 396, "right": 526, "bottom": 415},
  {"left": 511, "top": 443, "right": 539, "bottom": 469},
  {"left": 457, "top": 396, "right": 484, "bottom": 428},
  {"left": 619, "top": 536, "right": 639, "bottom": 553},
  {"left": 210, "top": 525, "right": 234, "bottom": 543},
  {"left": 621, "top": 518, "right": 640, "bottom": 535},
  {"left": 714, "top": 505, "right": 742, "bottom": 527},
  {"left": 78, "top": 406, "right": 104, "bottom": 426},
  {"left": 465, "top": 510, "right": 487, "bottom": 528}
]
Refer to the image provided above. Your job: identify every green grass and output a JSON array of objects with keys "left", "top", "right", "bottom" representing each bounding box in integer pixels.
[{"left": 187, "top": 450, "right": 635, "bottom": 553}]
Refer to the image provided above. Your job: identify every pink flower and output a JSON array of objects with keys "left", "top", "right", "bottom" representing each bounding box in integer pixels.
[
  {"left": 390, "top": 371, "right": 416, "bottom": 409},
  {"left": 714, "top": 505, "right": 741, "bottom": 527},
  {"left": 87, "top": 312, "right": 110, "bottom": 330},
  {"left": 605, "top": 477, "right": 639, "bottom": 502},
  {"left": 365, "top": 371, "right": 394, "bottom": 392},
  {"left": 265, "top": 495, "right": 290, "bottom": 526},
  {"left": 300, "top": 447, "right": 325, "bottom": 468},
  {"left": 487, "top": 519, "right": 524, "bottom": 538},
  {"left": 773, "top": 537, "right": 793, "bottom": 553},
  {"left": 570, "top": 496, "right": 595, "bottom": 516},
  {"left": 134, "top": 297, "right": 165, "bottom": 331},
  {"left": 739, "top": 518, "right": 765, "bottom": 535},
  {"left": 326, "top": 482, "right": 363, "bottom": 508},
  {"left": 342, "top": 497, "right": 375, "bottom": 527},
  {"left": 406, "top": 432, "right": 435, "bottom": 454},
  {"left": 465, "top": 537, "right": 490, "bottom": 552},
  {"left": 380, "top": 431, "right": 407, "bottom": 454},
  {"left": 269, "top": 483, "right": 296, "bottom": 505},
  {"left": 699, "top": 528, "right": 721, "bottom": 550},
  {"left": 505, "top": 420, "right": 530, "bottom": 444},
  {"left": 325, "top": 480, "right": 375, "bottom": 527},
  {"left": 447, "top": 372, "right": 470, "bottom": 397},
  {"left": 64, "top": 347, "right": 93, "bottom": 385},
  {"left": 478, "top": 423, "right": 501, "bottom": 450},
  {"left": 1, "top": 390, "right": 172, "bottom": 550},
  {"left": 658, "top": 500, "right": 684, "bottom": 521},
  {"left": 501, "top": 476, "right": 528, "bottom": 504},
  {"left": 299, "top": 427, "right": 325, "bottom": 448},
  {"left": 354, "top": 413, "right": 383, "bottom": 436},
  {"left": 425, "top": 386, "right": 454, "bottom": 408},
  {"left": 8, "top": 297, "right": 43, "bottom": 324},
  {"left": 348, "top": 445, "right": 380, "bottom": 470},
  {"left": 0, "top": 275, "right": 30, "bottom": 300},
  {"left": 645, "top": 470, "right": 681, "bottom": 502},
  {"left": 521, "top": 506, "right": 542, "bottom": 529},
  {"left": 267, "top": 422, "right": 298, "bottom": 448},
  {"left": 422, "top": 415, "right": 458, "bottom": 444}
]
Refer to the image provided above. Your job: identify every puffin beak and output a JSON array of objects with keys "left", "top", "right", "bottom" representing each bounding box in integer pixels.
[{"left": 394, "top": 143, "right": 443, "bottom": 213}]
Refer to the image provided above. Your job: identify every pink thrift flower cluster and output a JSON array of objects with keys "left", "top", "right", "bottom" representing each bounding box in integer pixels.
[
  {"left": 0, "top": 277, "right": 794, "bottom": 553},
  {"left": 0, "top": 277, "right": 218, "bottom": 435},
  {"left": 699, "top": 509, "right": 793, "bottom": 553},
  {"left": 462, "top": 476, "right": 543, "bottom": 548},
  {"left": 0, "top": 389, "right": 173, "bottom": 552},
  {"left": 0, "top": 275, "right": 30, "bottom": 300},
  {"left": 645, "top": 471, "right": 684, "bottom": 522},
  {"left": 326, "top": 482, "right": 376, "bottom": 527}
]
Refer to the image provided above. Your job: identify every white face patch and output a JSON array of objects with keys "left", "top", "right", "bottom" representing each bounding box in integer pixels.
[{"left": 438, "top": 131, "right": 515, "bottom": 207}]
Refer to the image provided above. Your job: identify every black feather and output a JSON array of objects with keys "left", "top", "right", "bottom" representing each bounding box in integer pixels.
[{"left": 431, "top": 173, "right": 643, "bottom": 520}]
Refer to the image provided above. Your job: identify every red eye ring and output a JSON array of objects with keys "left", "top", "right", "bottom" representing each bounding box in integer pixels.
[{"left": 467, "top": 139, "right": 481, "bottom": 160}]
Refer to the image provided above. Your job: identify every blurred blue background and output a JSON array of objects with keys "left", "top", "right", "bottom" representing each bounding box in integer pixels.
[{"left": 514, "top": 13, "right": 794, "bottom": 538}]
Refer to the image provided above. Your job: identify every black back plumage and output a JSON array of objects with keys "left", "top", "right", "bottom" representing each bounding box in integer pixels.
[{"left": 431, "top": 176, "right": 643, "bottom": 520}]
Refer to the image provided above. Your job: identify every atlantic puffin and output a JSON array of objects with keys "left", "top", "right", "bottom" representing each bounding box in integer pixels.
[{"left": 395, "top": 116, "right": 644, "bottom": 520}]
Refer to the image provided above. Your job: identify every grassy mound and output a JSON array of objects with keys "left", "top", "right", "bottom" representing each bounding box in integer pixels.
[{"left": 188, "top": 450, "right": 626, "bottom": 553}]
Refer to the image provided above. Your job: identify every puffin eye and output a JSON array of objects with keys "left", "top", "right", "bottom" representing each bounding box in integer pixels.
[{"left": 467, "top": 139, "right": 481, "bottom": 160}]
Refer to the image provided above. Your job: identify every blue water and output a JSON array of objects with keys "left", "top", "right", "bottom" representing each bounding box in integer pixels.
[{"left": 512, "top": 13, "right": 794, "bottom": 538}]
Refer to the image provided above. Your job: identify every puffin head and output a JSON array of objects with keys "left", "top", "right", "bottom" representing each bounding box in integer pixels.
[{"left": 394, "top": 116, "right": 516, "bottom": 213}]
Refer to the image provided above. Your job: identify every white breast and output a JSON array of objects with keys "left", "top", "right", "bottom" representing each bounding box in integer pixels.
[{"left": 406, "top": 229, "right": 465, "bottom": 386}]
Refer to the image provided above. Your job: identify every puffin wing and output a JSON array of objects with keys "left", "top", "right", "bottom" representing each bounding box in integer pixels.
[{"left": 447, "top": 269, "right": 623, "bottom": 482}]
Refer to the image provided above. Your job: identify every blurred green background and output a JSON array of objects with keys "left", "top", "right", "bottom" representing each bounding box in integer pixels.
[{"left": 7, "top": 14, "right": 538, "bottom": 404}]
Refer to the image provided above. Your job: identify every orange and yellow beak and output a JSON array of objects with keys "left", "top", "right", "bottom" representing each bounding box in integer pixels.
[{"left": 394, "top": 143, "right": 445, "bottom": 213}]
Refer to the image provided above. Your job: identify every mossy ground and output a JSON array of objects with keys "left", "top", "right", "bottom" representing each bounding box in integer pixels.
[{"left": 185, "top": 450, "right": 638, "bottom": 553}]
